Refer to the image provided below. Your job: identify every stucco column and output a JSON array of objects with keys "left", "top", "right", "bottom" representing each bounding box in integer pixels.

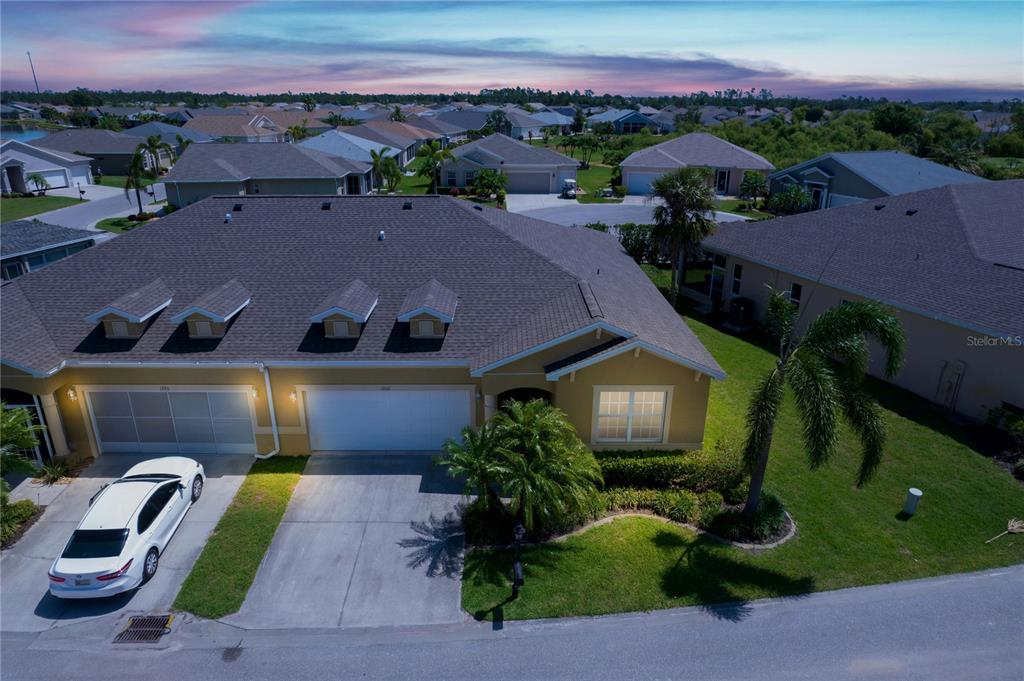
[
  {"left": 484, "top": 394, "right": 497, "bottom": 422},
  {"left": 38, "top": 393, "right": 70, "bottom": 458}
]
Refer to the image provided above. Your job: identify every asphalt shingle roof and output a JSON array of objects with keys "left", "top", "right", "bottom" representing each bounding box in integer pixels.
[
  {"left": 31, "top": 129, "right": 143, "bottom": 155},
  {"left": 621, "top": 132, "right": 774, "bottom": 170},
  {"left": 1, "top": 220, "right": 95, "bottom": 258},
  {"left": 297, "top": 131, "right": 401, "bottom": 164},
  {"left": 93, "top": 278, "right": 173, "bottom": 321},
  {"left": 311, "top": 280, "right": 379, "bottom": 322},
  {"left": 122, "top": 121, "right": 215, "bottom": 145},
  {"left": 452, "top": 133, "right": 578, "bottom": 166},
  {"left": 0, "top": 196, "right": 722, "bottom": 379},
  {"left": 163, "top": 143, "right": 367, "bottom": 183},
  {"left": 775, "top": 151, "right": 989, "bottom": 196},
  {"left": 340, "top": 122, "right": 440, "bottom": 149},
  {"left": 398, "top": 279, "right": 458, "bottom": 320},
  {"left": 703, "top": 180, "right": 1024, "bottom": 337},
  {"left": 182, "top": 115, "right": 280, "bottom": 139},
  {"left": 176, "top": 279, "right": 251, "bottom": 320}
]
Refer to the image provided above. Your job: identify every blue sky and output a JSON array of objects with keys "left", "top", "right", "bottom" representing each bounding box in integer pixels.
[{"left": 2, "top": 1, "right": 1022, "bottom": 99}]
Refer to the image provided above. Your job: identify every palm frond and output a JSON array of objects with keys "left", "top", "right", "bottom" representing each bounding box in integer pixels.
[
  {"left": 787, "top": 349, "right": 841, "bottom": 469},
  {"left": 803, "top": 300, "right": 905, "bottom": 378},
  {"left": 838, "top": 386, "right": 886, "bottom": 486},
  {"left": 743, "top": 367, "right": 785, "bottom": 470}
]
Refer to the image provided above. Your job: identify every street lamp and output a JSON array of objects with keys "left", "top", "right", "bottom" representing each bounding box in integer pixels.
[{"left": 511, "top": 523, "right": 525, "bottom": 599}]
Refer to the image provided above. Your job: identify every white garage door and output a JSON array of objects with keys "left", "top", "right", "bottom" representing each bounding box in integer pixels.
[
  {"left": 306, "top": 387, "right": 472, "bottom": 451},
  {"left": 40, "top": 169, "right": 69, "bottom": 189},
  {"left": 87, "top": 389, "right": 256, "bottom": 455},
  {"left": 625, "top": 171, "right": 664, "bottom": 195},
  {"left": 505, "top": 172, "right": 551, "bottom": 194}
]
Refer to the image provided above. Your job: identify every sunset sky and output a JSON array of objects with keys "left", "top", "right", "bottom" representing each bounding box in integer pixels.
[{"left": 2, "top": 1, "right": 1022, "bottom": 100}]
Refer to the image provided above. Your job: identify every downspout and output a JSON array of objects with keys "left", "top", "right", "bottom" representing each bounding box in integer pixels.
[{"left": 254, "top": 362, "right": 281, "bottom": 459}]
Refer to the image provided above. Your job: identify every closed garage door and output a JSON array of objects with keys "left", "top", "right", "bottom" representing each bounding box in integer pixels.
[
  {"left": 306, "top": 387, "right": 472, "bottom": 451},
  {"left": 40, "top": 169, "right": 69, "bottom": 189},
  {"left": 70, "top": 166, "right": 91, "bottom": 186},
  {"left": 505, "top": 172, "right": 551, "bottom": 194},
  {"left": 625, "top": 171, "right": 664, "bottom": 195},
  {"left": 86, "top": 389, "right": 256, "bottom": 455}
]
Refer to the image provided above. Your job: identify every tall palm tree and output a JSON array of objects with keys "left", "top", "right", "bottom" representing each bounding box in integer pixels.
[
  {"left": 493, "top": 399, "right": 602, "bottom": 531},
  {"left": 485, "top": 110, "right": 511, "bottom": 136},
  {"left": 649, "top": 167, "right": 717, "bottom": 304},
  {"left": 124, "top": 151, "right": 148, "bottom": 217},
  {"left": 440, "top": 422, "right": 506, "bottom": 511},
  {"left": 389, "top": 105, "right": 406, "bottom": 122},
  {"left": 742, "top": 291, "right": 904, "bottom": 518},
  {"left": 136, "top": 135, "right": 173, "bottom": 178},
  {"left": 415, "top": 140, "right": 453, "bottom": 193},
  {"left": 287, "top": 120, "right": 311, "bottom": 141},
  {"left": 369, "top": 147, "right": 393, "bottom": 192},
  {"left": 175, "top": 134, "right": 192, "bottom": 153}
]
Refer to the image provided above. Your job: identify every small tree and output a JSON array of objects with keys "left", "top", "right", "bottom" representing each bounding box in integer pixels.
[
  {"left": 739, "top": 171, "right": 768, "bottom": 205},
  {"left": 415, "top": 140, "right": 454, "bottom": 193},
  {"left": 302, "top": 96, "right": 316, "bottom": 112},
  {"left": 471, "top": 168, "right": 507, "bottom": 198},
  {"left": 1, "top": 404, "right": 45, "bottom": 508},
  {"left": 649, "top": 167, "right": 717, "bottom": 304},
  {"left": 485, "top": 110, "right": 511, "bottom": 136},
  {"left": 175, "top": 134, "right": 193, "bottom": 153},
  {"left": 768, "top": 183, "right": 811, "bottom": 215},
  {"left": 136, "top": 135, "right": 174, "bottom": 177},
  {"left": 389, "top": 105, "right": 406, "bottom": 122},
  {"left": 124, "top": 151, "right": 148, "bottom": 217},
  {"left": 369, "top": 147, "right": 393, "bottom": 191},
  {"left": 26, "top": 172, "right": 51, "bottom": 195},
  {"left": 96, "top": 114, "right": 123, "bottom": 131},
  {"left": 287, "top": 121, "right": 312, "bottom": 141},
  {"left": 440, "top": 422, "right": 506, "bottom": 511},
  {"left": 575, "top": 134, "right": 601, "bottom": 169},
  {"left": 381, "top": 156, "right": 403, "bottom": 192}
]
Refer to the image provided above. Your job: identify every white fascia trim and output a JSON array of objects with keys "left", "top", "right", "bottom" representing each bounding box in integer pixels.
[
  {"left": 309, "top": 298, "right": 377, "bottom": 324},
  {"left": 470, "top": 321, "right": 635, "bottom": 377},
  {"left": 1, "top": 358, "right": 65, "bottom": 378},
  {"left": 4, "top": 235, "right": 96, "bottom": 260},
  {"left": 264, "top": 359, "right": 471, "bottom": 368},
  {"left": 545, "top": 339, "right": 726, "bottom": 382},
  {"left": 397, "top": 303, "right": 456, "bottom": 324},
  {"left": 800, "top": 166, "right": 833, "bottom": 179},
  {"left": 85, "top": 297, "right": 172, "bottom": 324},
  {"left": 170, "top": 298, "right": 251, "bottom": 324}
]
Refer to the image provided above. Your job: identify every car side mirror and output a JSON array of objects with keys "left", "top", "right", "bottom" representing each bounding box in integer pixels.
[{"left": 177, "top": 483, "right": 186, "bottom": 495}]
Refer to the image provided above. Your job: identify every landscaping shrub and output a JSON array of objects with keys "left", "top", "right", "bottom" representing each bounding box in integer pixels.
[
  {"left": 593, "top": 448, "right": 681, "bottom": 460},
  {"left": 612, "top": 185, "right": 627, "bottom": 198},
  {"left": 706, "top": 490, "right": 787, "bottom": 542},
  {"left": 1013, "top": 459, "right": 1024, "bottom": 481},
  {"left": 583, "top": 221, "right": 609, "bottom": 232},
  {"left": 598, "top": 442, "right": 745, "bottom": 498},
  {"left": 35, "top": 460, "right": 68, "bottom": 485},
  {"left": 1, "top": 499, "right": 38, "bottom": 545},
  {"left": 601, "top": 487, "right": 725, "bottom": 525},
  {"left": 616, "top": 223, "right": 659, "bottom": 264}
]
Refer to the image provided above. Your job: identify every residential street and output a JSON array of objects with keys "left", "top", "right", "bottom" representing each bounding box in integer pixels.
[
  {"left": 2, "top": 564, "right": 1021, "bottom": 681},
  {"left": 29, "top": 183, "right": 167, "bottom": 230}
]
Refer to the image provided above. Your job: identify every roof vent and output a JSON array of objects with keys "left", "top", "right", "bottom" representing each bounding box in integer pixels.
[
  {"left": 905, "top": 209, "right": 918, "bottom": 216},
  {"left": 321, "top": 201, "right": 331, "bottom": 210},
  {"left": 473, "top": 205, "right": 483, "bottom": 211},
  {"left": 874, "top": 204, "right": 885, "bottom": 211},
  {"left": 378, "top": 230, "right": 385, "bottom": 241},
  {"left": 224, "top": 212, "right": 232, "bottom": 223},
  {"left": 402, "top": 201, "right": 412, "bottom": 210},
  {"left": 233, "top": 203, "right": 243, "bottom": 212}
]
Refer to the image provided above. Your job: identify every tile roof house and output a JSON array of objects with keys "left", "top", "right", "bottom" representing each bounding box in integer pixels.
[
  {"left": 442, "top": 133, "right": 579, "bottom": 194},
  {"left": 162, "top": 143, "right": 371, "bottom": 207},
  {"left": 30, "top": 129, "right": 157, "bottom": 175},
  {"left": 702, "top": 180, "right": 1024, "bottom": 421},
  {"left": 620, "top": 132, "right": 774, "bottom": 195},
  {"left": 1, "top": 140, "right": 93, "bottom": 193},
  {"left": 1, "top": 195, "right": 722, "bottom": 457},
  {"left": 182, "top": 114, "right": 286, "bottom": 143},
  {"left": 1, "top": 220, "right": 97, "bottom": 279},
  {"left": 769, "top": 150, "right": 989, "bottom": 210}
]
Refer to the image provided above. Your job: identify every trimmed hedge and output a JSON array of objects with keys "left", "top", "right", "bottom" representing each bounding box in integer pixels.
[
  {"left": 593, "top": 448, "right": 683, "bottom": 460},
  {"left": 598, "top": 446, "right": 745, "bottom": 501},
  {"left": 602, "top": 487, "right": 723, "bottom": 526}
]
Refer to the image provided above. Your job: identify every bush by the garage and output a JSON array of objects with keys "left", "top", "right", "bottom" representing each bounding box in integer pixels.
[{"left": 597, "top": 440, "right": 746, "bottom": 500}]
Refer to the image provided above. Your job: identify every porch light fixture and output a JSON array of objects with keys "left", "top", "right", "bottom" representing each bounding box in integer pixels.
[
  {"left": 289, "top": 390, "right": 298, "bottom": 403},
  {"left": 250, "top": 387, "right": 259, "bottom": 400},
  {"left": 66, "top": 388, "right": 77, "bottom": 402}
]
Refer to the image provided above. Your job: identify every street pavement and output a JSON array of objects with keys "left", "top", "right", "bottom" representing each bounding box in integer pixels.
[
  {"left": 30, "top": 183, "right": 167, "bottom": 230},
  {"left": 2, "top": 564, "right": 1021, "bottom": 681}
]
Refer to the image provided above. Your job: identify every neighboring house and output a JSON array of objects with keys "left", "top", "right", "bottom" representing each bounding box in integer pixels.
[
  {"left": 547, "top": 106, "right": 578, "bottom": 118},
  {"left": 409, "top": 115, "right": 469, "bottom": 143},
  {"left": 297, "top": 130, "right": 402, "bottom": 184},
  {"left": 769, "top": 151, "right": 989, "bottom": 210},
  {"left": 122, "top": 121, "right": 216, "bottom": 155},
  {"left": 587, "top": 109, "right": 657, "bottom": 134},
  {"left": 341, "top": 121, "right": 442, "bottom": 166},
  {"left": 0, "top": 195, "right": 724, "bottom": 459},
  {"left": 500, "top": 108, "right": 547, "bottom": 140},
  {"left": 619, "top": 132, "right": 774, "bottom": 195},
  {"left": 530, "top": 110, "right": 574, "bottom": 134},
  {"left": 696, "top": 106, "right": 738, "bottom": 127},
  {"left": 1, "top": 220, "right": 96, "bottom": 280},
  {"left": 0, "top": 104, "right": 20, "bottom": 120},
  {"left": 701, "top": 180, "right": 1024, "bottom": 422},
  {"left": 30, "top": 129, "right": 159, "bottom": 175},
  {"left": 182, "top": 114, "right": 285, "bottom": 143},
  {"left": 442, "top": 133, "right": 579, "bottom": 193},
  {"left": 960, "top": 110, "right": 1013, "bottom": 136},
  {"left": 1, "top": 140, "right": 93, "bottom": 193},
  {"left": 162, "top": 143, "right": 371, "bottom": 207},
  {"left": 259, "top": 110, "right": 335, "bottom": 136},
  {"left": 435, "top": 110, "right": 490, "bottom": 135}
]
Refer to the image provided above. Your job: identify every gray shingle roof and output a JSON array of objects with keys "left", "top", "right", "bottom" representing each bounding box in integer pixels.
[
  {"left": 452, "top": 133, "right": 578, "bottom": 166},
  {"left": 0, "top": 195, "right": 722, "bottom": 379},
  {"left": 297, "top": 131, "right": 400, "bottom": 164},
  {"left": 703, "top": 180, "right": 1024, "bottom": 337},
  {"left": 87, "top": 278, "right": 173, "bottom": 323},
  {"left": 310, "top": 279, "right": 379, "bottom": 322},
  {"left": 398, "top": 279, "right": 458, "bottom": 322},
  {"left": 31, "top": 129, "right": 143, "bottom": 155},
  {"left": 163, "top": 143, "right": 367, "bottom": 183},
  {"left": 182, "top": 115, "right": 281, "bottom": 138},
  {"left": 122, "top": 121, "right": 215, "bottom": 145},
  {"left": 621, "top": 132, "right": 774, "bottom": 170},
  {"left": 435, "top": 110, "right": 490, "bottom": 132},
  {"left": 773, "top": 151, "right": 988, "bottom": 196},
  {"left": 1, "top": 220, "right": 95, "bottom": 258},
  {"left": 340, "top": 122, "right": 440, "bottom": 149},
  {"left": 171, "top": 279, "right": 251, "bottom": 322}
]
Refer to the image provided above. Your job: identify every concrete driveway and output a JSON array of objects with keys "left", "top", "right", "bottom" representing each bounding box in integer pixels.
[
  {"left": 504, "top": 193, "right": 568, "bottom": 212},
  {"left": 223, "top": 453, "right": 466, "bottom": 630},
  {"left": 0, "top": 453, "right": 251, "bottom": 633},
  {"left": 518, "top": 202, "right": 749, "bottom": 227},
  {"left": 32, "top": 183, "right": 167, "bottom": 230}
]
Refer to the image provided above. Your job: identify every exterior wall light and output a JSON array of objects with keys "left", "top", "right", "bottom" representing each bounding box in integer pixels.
[
  {"left": 66, "top": 388, "right": 77, "bottom": 402},
  {"left": 289, "top": 390, "right": 298, "bottom": 403},
  {"left": 250, "top": 387, "right": 259, "bottom": 400}
]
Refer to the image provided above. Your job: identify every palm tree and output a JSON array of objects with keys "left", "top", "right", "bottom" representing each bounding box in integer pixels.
[
  {"left": 932, "top": 142, "right": 982, "bottom": 175},
  {"left": 471, "top": 168, "right": 507, "bottom": 198},
  {"left": 369, "top": 147, "right": 393, "bottom": 192},
  {"left": 649, "top": 167, "right": 717, "bottom": 304},
  {"left": 25, "top": 172, "right": 50, "bottom": 195},
  {"left": 381, "top": 156, "right": 403, "bottom": 193},
  {"left": 389, "top": 105, "right": 406, "bottom": 122},
  {"left": 302, "top": 96, "right": 316, "bottom": 113},
  {"left": 415, "top": 140, "right": 453, "bottom": 193},
  {"left": 485, "top": 110, "right": 511, "bottom": 136},
  {"left": 1, "top": 403, "right": 45, "bottom": 507},
  {"left": 742, "top": 291, "right": 904, "bottom": 519},
  {"left": 440, "top": 422, "right": 506, "bottom": 511},
  {"left": 739, "top": 171, "right": 768, "bottom": 206},
  {"left": 287, "top": 120, "right": 312, "bottom": 141},
  {"left": 175, "top": 134, "right": 192, "bottom": 153},
  {"left": 136, "top": 135, "right": 173, "bottom": 178},
  {"left": 124, "top": 151, "right": 148, "bottom": 217},
  {"left": 492, "top": 399, "right": 602, "bottom": 531}
]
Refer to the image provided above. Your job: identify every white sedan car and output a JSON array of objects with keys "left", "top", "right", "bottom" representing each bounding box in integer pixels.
[{"left": 48, "top": 457, "right": 204, "bottom": 599}]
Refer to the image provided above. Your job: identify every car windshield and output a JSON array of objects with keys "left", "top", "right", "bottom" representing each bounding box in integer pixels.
[{"left": 61, "top": 529, "right": 129, "bottom": 559}]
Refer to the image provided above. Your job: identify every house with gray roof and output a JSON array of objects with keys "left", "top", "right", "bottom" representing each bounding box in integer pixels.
[
  {"left": 620, "top": 132, "right": 774, "bottom": 195},
  {"left": 122, "top": 121, "right": 216, "bottom": 155},
  {"left": 0, "top": 194, "right": 723, "bottom": 457},
  {"left": 182, "top": 114, "right": 285, "bottom": 143},
  {"left": 31, "top": 129, "right": 159, "bottom": 175},
  {"left": 297, "top": 130, "right": 401, "bottom": 186},
  {"left": 701, "top": 180, "right": 1024, "bottom": 421},
  {"left": 441, "top": 133, "right": 579, "bottom": 193},
  {"left": 162, "top": 143, "right": 371, "bottom": 207},
  {"left": 2, "top": 140, "right": 93, "bottom": 193},
  {"left": 587, "top": 109, "right": 657, "bottom": 134},
  {"left": 340, "top": 121, "right": 442, "bottom": 166},
  {"left": 769, "top": 150, "right": 989, "bottom": 210},
  {"left": 1, "top": 220, "right": 96, "bottom": 279}
]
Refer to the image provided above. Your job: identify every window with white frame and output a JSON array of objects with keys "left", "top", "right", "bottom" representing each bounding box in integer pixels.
[
  {"left": 731, "top": 263, "right": 743, "bottom": 295},
  {"left": 595, "top": 390, "right": 668, "bottom": 443},
  {"left": 464, "top": 170, "right": 476, "bottom": 186},
  {"left": 446, "top": 171, "right": 457, "bottom": 187}
]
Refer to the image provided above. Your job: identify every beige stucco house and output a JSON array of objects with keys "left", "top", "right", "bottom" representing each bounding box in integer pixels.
[
  {"left": 701, "top": 180, "right": 1024, "bottom": 422},
  {"left": 1, "top": 195, "right": 723, "bottom": 461}
]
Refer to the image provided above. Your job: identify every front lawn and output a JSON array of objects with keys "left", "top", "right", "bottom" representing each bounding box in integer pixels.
[
  {"left": 396, "top": 158, "right": 431, "bottom": 194},
  {"left": 0, "top": 196, "right": 82, "bottom": 221},
  {"left": 174, "top": 456, "right": 306, "bottom": 619},
  {"left": 575, "top": 164, "right": 620, "bottom": 204},
  {"left": 462, "top": 318, "right": 1024, "bottom": 620},
  {"left": 96, "top": 175, "right": 156, "bottom": 188},
  {"left": 715, "top": 198, "right": 773, "bottom": 220}
]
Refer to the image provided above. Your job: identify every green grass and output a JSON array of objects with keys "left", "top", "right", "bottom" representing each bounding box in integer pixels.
[
  {"left": 96, "top": 175, "right": 155, "bottom": 188},
  {"left": 575, "top": 164, "right": 620, "bottom": 204},
  {"left": 463, "top": 318, "right": 1024, "bottom": 620},
  {"left": 95, "top": 216, "right": 141, "bottom": 234},
  {"left": 1, "top": 499, "right": 40, "bottom": 546},
  {"left": 0, "top": 196, "right": 82, "bottom": 221},
  {"left": 715, "top": 198, "right": 774, "bottom": 220},
  {"left": 174, "top": 456, "right": 307, "bottom": 619},
  {"left": 641, "top": 264, "right": 709, "bottom": 291},
  {"left": 395, "top": 157, "right": 431, "bottom": 194}
]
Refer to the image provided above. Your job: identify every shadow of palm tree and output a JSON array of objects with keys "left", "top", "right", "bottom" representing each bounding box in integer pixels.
[
  {"left": 657, "top": 531, "right": 814, "bottom": 622},
  {"left": 397, "top": 512, "right": 465, "bottom": 579}
]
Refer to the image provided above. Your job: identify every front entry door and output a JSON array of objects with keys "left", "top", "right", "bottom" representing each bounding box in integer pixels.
[{"left": 715, "top": 169, "right": 730, "bottom": 194}]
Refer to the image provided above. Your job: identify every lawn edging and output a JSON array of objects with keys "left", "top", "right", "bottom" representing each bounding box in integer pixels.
[{"left": 173, "top": 455, "right": 307, "bottom": 619}]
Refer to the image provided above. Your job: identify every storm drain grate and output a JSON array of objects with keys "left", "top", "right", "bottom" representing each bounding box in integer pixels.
[{"left": 113, "top": 615, "right": 174, "bottom": 643}]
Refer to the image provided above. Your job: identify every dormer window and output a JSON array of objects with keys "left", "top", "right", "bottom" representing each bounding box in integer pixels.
[
  {"left": 170, "top": 279, "right": 251, "bottom": 340},
  {"left": 309, "top": 279, "right": 378, "bottom": 339},
  {"left": 397, "top": 279, "right": 457, "bottom": 339},
  {"left": 85, "top": 278, "right": 172, "bottom": 340}
]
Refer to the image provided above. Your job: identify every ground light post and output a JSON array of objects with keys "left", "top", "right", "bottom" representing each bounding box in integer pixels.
[{"left": 512, "top": 523, "right": 525, "bottom": 600}]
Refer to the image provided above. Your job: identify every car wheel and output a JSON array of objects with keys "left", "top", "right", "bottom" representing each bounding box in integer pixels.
[
  {"left": 143, "top": 548, "right": 159, "bottom": 583},
  {"left": 191, "top": 475, "right": 203, "bottom": 503}
]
